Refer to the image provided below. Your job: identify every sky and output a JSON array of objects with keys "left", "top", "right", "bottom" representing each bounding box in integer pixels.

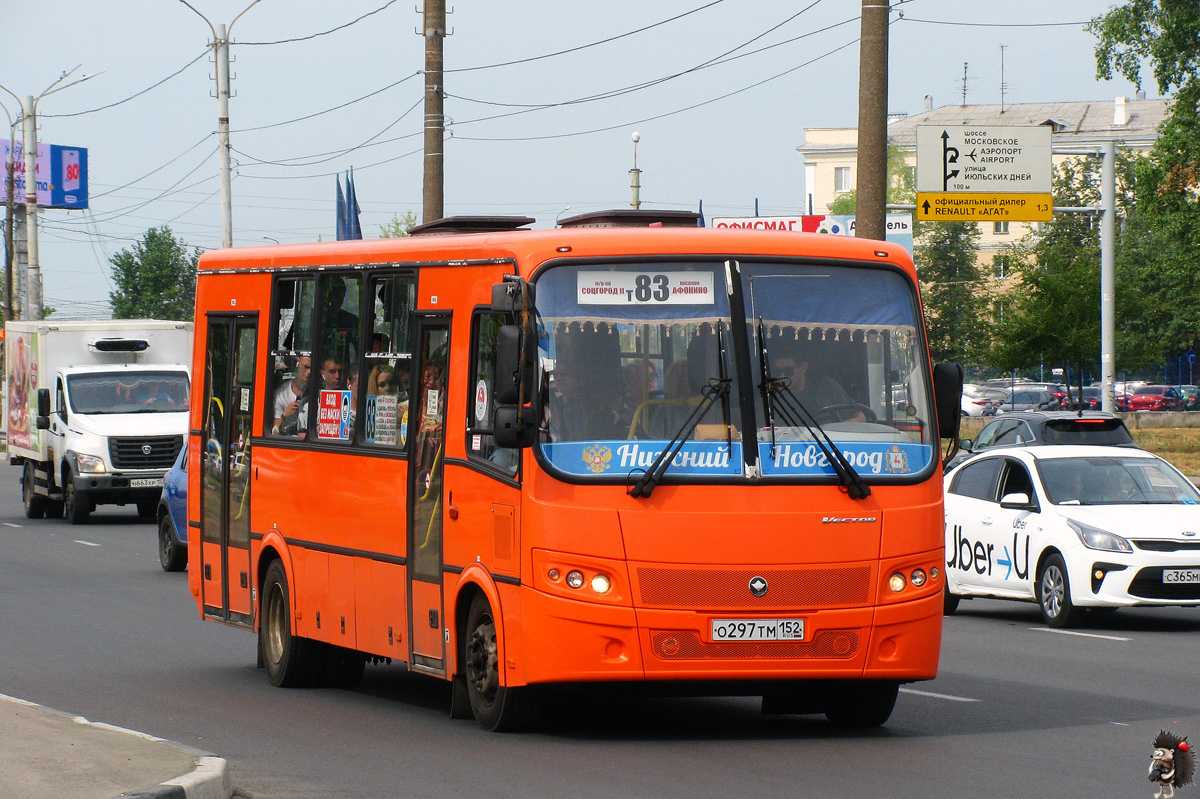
[{"left": 0, "top": 0, "right": 1145, "bottom": 319}]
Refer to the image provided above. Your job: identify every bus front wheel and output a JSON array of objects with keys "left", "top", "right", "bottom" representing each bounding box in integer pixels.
[
  {"left": 822, "top": 680, "right": 899, "bottom": 727},
  {"left": 260, "top": 560, "right": 320, "bottom": 687},
  {"left": 463, "top": 594, "right": 538, "bottom": 732}
]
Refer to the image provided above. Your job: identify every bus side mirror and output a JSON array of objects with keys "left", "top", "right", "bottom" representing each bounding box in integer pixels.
[
  {"left": 493, "top": 405, "right": 538, "bottom": 448},
  {"left": 36, "top": 388, "right": 51, "bottom": 430},
  {"left": 491, "top": 280, "right": 535, "bottom": 313},
  {"left": 495, "top": 325, "right": 535, "bottom": 405},
  {"left": 933, "top": 362, "right": 964, "bottom": 440}
]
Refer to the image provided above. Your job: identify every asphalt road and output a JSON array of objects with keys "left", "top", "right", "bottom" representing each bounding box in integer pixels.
[{"left": 1, "top": 461, "right": 1197, "bottom": 798}]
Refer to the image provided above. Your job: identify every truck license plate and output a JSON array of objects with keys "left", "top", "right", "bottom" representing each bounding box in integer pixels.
[
  {"left": 1162, "top": 569, "right": 1200, "bottom": 584},
  {"left": 710, "top": 618, "right": 804, "bottom": 641},
  {"left": 131, "top": 478, "right": 164, "bottom": 488}
]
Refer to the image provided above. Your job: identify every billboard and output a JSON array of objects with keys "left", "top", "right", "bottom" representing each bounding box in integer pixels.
[
  {"left": 709, "top": 214, "right": 914, "bottom": 255},
  {"left": 0, "top": 139, "right": 89, "bottom": 209}
]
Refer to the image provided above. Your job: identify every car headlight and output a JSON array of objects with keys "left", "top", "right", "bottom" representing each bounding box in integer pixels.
[
  {"left": 1067, "top": 519, "right": 1132, "bottom": 553},
  {"left": 74, "top": 453, "right": 107, "bottom": 474}
]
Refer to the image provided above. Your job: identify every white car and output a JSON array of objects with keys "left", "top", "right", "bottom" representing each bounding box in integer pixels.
[
  {"left": 960, "top": 386, "right": 999, "bottom": 417},
  {"left": 943, "top": 445, "right": 1200, "bottom": 627}
]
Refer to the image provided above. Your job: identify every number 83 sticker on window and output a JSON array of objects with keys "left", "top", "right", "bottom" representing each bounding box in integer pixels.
[{"left": 577, "top": 270, "right": 715, "bottom": 305}]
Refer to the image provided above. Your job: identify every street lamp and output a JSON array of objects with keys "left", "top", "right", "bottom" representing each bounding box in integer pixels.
[
  {"left": 0, "top": 66, "right": 98, "bottom": 320},
  {"left": 178, "top": 0, "right": 262, "bottom": 249},
  {"left": 630, "top": 131, "right": 641, "bottom": 210}
]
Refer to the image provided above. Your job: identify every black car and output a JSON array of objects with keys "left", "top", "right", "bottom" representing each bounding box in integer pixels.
[{"left": 947, "top": 410, "right": 1137, "bottom": 470}]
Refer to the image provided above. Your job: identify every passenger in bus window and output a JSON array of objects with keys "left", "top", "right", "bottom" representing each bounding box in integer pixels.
[
  {"left": 273, "top": 355, "right": 311, "bottom": 436},
  {"left": 367, "top": 363, "right": 397, "bottom": 396},
  {"left": 321, "top": 276, "right": 361, "bottom": 360},
  {"left": 319, "top": 355, "right": 346, "bottom": 390},
  {"left": 772, "top": 345, "right": 863, "bottom": 422}
]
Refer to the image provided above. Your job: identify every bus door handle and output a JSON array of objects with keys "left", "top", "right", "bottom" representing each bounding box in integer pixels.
[{"left": 448, "top": 491, "right": 458, "bottom": 520}]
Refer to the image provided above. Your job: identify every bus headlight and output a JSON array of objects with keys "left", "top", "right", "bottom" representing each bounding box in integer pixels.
[
  {"left": 566, "top": 570, "right": 585, "bottom": 589},
  {"left": 590, "top": 574, "right": 611, "bottom": 594},
  {"left": 910, "top": 569, "right": 927, "bottom": 587},
  {"left": 888, "top": 573, "right": 907, "bottom": 592}
]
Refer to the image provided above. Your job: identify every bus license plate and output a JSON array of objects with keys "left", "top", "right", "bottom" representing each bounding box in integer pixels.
[
  {"left": 1163, "top": 569, "right": 1200, "bottom": 584},
  {"left": 131, "top": 478, "right": 163, "bottom": 488},
  {"left": 711, "top": 619, "right": 804, "bottom": 642}
]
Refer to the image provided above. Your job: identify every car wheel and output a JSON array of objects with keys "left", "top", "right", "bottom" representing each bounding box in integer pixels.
[
  {"left": 22, "top": 463, "right": 47, "bottom": 519},
  {"left": 464, "top": 593, "right": 539, "bottom": 731},
  {"left": 158, "top": 514, "right": 187, "bottom": 572},
  {"left": 1036, "top": 554, "right": 1082, "bottom": 628},
  {"left": 63, "top": 478, "right": 91, "bottom": 525},
  {"left": 259, "top": 560, "right": 321, "bottom": 687},
  {"left": 137, "top": 501, "right": 156, "bottom": 519},
  {"left": 822, "top": 680, "right": 899, "bottom": 727}
]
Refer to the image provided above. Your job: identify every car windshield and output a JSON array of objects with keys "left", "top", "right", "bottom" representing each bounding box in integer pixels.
[
  {"left": 1039, "top": 456, "right": 1200, "bottom": 505},
  {"left": 534, "top": 260, "right": 937, "bottom": 482},
  {"left": 67, "top": 371, "right": 191, "bottom": 414}
]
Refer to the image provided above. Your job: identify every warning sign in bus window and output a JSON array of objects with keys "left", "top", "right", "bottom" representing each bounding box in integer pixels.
[{"left": 316, "top": 389, "right": 352, "bottom": 440}]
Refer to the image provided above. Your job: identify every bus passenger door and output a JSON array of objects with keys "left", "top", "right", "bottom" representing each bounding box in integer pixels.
[
  {"left": 408, "top": 317, "right": 450, "bottom": 673},
  {"left": 199, "top": 314, "right": 258, "bottom": 627}
]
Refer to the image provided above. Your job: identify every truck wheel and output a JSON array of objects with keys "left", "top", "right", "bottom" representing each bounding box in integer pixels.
[
  {"left": 22, "top": 463, "right": 47, "bottom": 519},
  {"left": 259, "top": 560, "right": 321, "bottom": 687},
  {"left": 63, "top": 479, "right": 91, "bottom": 525}
]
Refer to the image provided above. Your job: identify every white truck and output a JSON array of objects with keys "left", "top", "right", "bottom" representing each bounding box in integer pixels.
[{"left": 5, "top": 320, "right": 192, "bottom": 524}]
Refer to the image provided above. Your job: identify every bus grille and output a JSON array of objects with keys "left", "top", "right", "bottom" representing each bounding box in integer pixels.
[
  {"left": 636, "top": 566, "right": 871, "bottom": 609},
  {"left": 109, "top": 436, "right": 183, "bottom": 470},
  {"left": 1128, "top": 567, "right": 1200, "bottom": 600},
  {"left": 650, "top": 630, "right": 859, "bottom": 660}
]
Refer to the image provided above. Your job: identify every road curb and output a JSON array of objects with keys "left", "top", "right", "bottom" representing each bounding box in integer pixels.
[{"left": 0, "top": 693, "right": 230, "bottom": 799}]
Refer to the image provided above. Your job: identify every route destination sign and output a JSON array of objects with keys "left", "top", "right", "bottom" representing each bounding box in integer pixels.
[{"left": 915, "top": 125, "right": 1052, "bottom": 221}]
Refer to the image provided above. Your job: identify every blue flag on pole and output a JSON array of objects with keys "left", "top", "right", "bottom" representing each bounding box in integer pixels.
[
  {"left": 336, "top": 175, "right": 348, "bottom": 240},
  {"left": 345, "top": 166, "right": 362, "bottom": 240}
]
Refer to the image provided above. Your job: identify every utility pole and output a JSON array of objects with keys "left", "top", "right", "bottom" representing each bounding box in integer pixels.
[
  {"left": 3, "top": 109, "right": 16, "bottom": 321},
  {"left": 179, "top": 0, "right": 260, "bottom": 249},
  {"left": 21, "top": 95, "right": 39, "bottom": 320},
  {"left": 855, "top": 0, "right": 889, "bottom": 241},
  {"left": 1100, "top": 141, "right": 1116, "bottom": 413},
  {"left": 421, "top": 0, "right": 446, "bottom": 224}
]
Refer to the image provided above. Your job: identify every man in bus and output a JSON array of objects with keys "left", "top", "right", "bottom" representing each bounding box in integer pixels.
[
  {"left": 273, "top": 355, "right": 311, "bottom": 436},
  {"left": 772, "top": 345, "right": 864, "bottom": 422},
  {"left": 319, "top": 355, "right": 346, "bottom": 391}
]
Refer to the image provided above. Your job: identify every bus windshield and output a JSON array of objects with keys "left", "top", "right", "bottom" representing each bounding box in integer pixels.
[{"left": 535, "top": 260, "right": 936, "bottom": 482}]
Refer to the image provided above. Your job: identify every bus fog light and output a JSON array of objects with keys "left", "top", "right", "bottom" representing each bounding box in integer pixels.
[
  {"left": 566, "top": 570, "right": 585, "bottom": 589},
  {"left": 590, "top": 574, "right": 611, "bottom": 594},
  {"left": 889, "top": 573, "right": 906, "bottom": 592},
  {"left": 910, "top": 569, "right": 927, "bottom": 587},
  {"left": 930, "top": 567, "right": 940, "bottom": 580},
  {"left": 548, "top": 569, "right": 560, "bottom": 582}
]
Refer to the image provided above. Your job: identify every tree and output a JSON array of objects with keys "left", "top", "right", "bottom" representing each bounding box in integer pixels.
[
  {"left": 380, "top": 211, "right": 418, "bottom": 238},
  {"left": 827, "top": 144, "right": 915, "bottom": 215},
  {"left": 108, "top": 227, "right": 198, "bottom": 320},
  {"left": 1092, "top": 1, "right": 1200, "bottom": 368},
  {"left": 914, "top": 221, "right": 989, "bottom": 365}
]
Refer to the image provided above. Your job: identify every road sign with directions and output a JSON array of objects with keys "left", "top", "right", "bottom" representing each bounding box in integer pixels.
[{"left": 917, "top": 125, "right": 1052, "bottom": 193}]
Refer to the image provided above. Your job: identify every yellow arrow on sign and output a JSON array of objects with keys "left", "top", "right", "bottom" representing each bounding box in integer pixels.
[{"left": 916, "top": 192, "right": 1052, "bottom": 222}]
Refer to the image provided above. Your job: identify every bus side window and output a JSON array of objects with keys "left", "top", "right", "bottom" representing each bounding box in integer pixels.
[
  {"left": 467, "top": 310, "right": 518, "bottom": 475},
  {"left": 311, "top": 274, "right": 362, "bottom": 444},
  {"left": 361, "top": 273, "right": 416, "bottom": 449},
  {"left": 268, "top": 277, "right": 315, "bottom": 438}
]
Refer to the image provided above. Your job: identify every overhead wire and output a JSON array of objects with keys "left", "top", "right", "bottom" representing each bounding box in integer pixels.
[
  {"left": 42, "top": 50, "right": 209, "bottom": 118},
  {"left": 230, "top": 72, "right": 420, "bottom": 133},
  {"left": 239, "top": 0, "right": 404, "bottom": 45}
]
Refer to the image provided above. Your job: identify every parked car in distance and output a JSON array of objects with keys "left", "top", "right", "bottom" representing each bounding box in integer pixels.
[
  {"left": 1176, "top": 385, "right": 1200, "bottom": 411},
  {"left": 948, "top": 410, "right": 1136, "bottom": 470},
  {"left": 1128, "top": 384, "right": 1183, "bottom": 412},
  {"left": 996, "top": 389, "right": 1061, "bottom": 413},
  {"left": 1068, "top": 387, "right": 1102, "bottom": 410},
  {"left": 961, "top": 385, "right": 999, "bottom": 417},
  {"left": 1014, "top": 382, "right": 1070, "bottom": 407},
  {"left": 156, "top": 449, "right": 188, "bottom": 572},
  {"left": 944, "top": 445, "right": 1200, "bottom": 626}
]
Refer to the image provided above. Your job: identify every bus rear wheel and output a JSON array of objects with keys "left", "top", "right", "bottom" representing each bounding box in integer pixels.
[
  {"left": 822, "top": 680, "right": 899, "bottom": 727},
  {"left": 463, "top": 594, "right": 538, "bottom": 731},
  {"left": 260, "top": 560, "right": 320, "bottom": 687}
]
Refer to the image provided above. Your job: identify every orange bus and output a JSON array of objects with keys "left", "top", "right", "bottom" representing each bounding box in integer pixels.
[{"left": 188, "top": 210, "right": 962, "bottom": 731}]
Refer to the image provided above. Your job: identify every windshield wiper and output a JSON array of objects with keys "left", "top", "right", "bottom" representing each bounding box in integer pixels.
[
  {"left": 627, "top": 377, "right": 731, "bottom": 499},
  {"left": 757, "top": 319, "right": 870, "bottom": 500}
]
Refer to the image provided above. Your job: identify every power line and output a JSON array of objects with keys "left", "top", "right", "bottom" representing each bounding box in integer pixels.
[
  {"left": 239, "top": 0, "right": 403, "bottom": 45},
  {"left": 230, "top": 72, "right": 419, "bottom": 133},
  {"left": 898, "top": 16, "right": 1090, "bottom": 28},
  {"left": 42, "top": 50, "right": 209, "bottom": 118},
  {"left": 238, "top": 146, "right": 423, "bottom": 181},
  {"left": 90, "top": 133, "right": 215, "bottom": 199},
  {"left": 445, "top": 0, "right": 728, "bottom": 73},
  {"left": 231, "top": 97, "right": 422, "bottom": 166}
]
